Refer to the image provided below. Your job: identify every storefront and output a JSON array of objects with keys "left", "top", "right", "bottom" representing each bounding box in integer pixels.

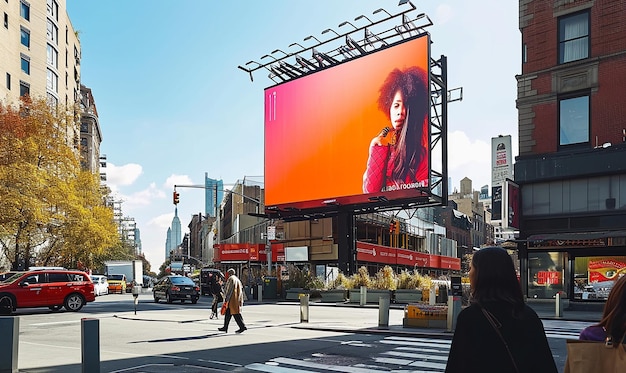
[{"left": 525, "top": 231, "right": 626, "bottom": 301}]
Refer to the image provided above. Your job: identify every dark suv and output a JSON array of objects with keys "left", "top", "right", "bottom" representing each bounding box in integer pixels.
[{"left": 0, "top": 269, "right": 96, "bottom": 314}]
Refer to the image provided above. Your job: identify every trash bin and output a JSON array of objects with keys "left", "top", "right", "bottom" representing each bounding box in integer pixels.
[{"left": 263, "top": 277, "right": 278, "bottom": 299}]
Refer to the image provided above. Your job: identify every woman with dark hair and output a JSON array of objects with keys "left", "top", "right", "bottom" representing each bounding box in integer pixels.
[
  {"left": 362, "top": 66, "right": 429, "bottom": 193},
  {"left": 445, "top": 247, "right": 557, "bottom": 373},
  {"left": 579, "top": 274, "right": 626, "bottom": 344}
]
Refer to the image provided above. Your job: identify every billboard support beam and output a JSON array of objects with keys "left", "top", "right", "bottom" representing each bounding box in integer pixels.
[{"left": 337, "top": 211, "right": 356, "bottom": 276}]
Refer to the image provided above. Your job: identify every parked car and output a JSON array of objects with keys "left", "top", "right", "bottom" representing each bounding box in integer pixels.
[
  {"left": 153, "top": 275, "right": 200, "bottom": 304},
  {"left": 0, "top": 271, "right": 19, "bottom": 283},
  {"left": 107, "top": 274, "right": 127, "bottom": 294},
  {"left": 90, "top": 275, "right": 109, "bottom": 296},
  {"left": 0, "top": 269, "right": 95, "bottom": 314}
]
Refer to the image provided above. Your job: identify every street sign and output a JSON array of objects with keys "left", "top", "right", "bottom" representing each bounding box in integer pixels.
[{"left": 267, "top": 226, "right": 276, "bottom": 240}]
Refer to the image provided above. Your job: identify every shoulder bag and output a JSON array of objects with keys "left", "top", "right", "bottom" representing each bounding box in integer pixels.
[
  {"left": 481, "top": 307, "right": 520, "bottom": 373},
  {"left": 564, "top": 335, "right": 626, "bottom": 373}
]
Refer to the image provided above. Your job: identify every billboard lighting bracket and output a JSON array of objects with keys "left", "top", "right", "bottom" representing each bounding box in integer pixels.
[{"left": 238, "top": 1, "right": 433, "bottom": 83}]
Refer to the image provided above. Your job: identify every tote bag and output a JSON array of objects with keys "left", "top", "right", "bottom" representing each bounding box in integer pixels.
[
  {"left": 220, "top": 301, "right": 229, "bottom": 315},
  {"left": 564, "top": 339, "right": 626, "bottom": 373}
]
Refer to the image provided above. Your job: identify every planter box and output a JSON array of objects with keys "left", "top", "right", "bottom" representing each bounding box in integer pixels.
[
  {"left": 285, "top": 288, "right": 308, "bottom": 301},
  {"left": 403, "top": 318, "right": 447, "bottom": 329},
  {"left": 394, "top": 289, "right": 423, "bottom": 304},
  {"left": 348, "top": 288, "right": 392, "bottom": 304},
  {"left": 319, "top": 289, "right": 347, "bottom": 303}
]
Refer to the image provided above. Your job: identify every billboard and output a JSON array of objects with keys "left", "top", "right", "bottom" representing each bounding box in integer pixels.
[
  {"left": 503, "top": 178, "right": 520, "bottom": 230},
  {"left": 264, "top": 35, "right": 431, "bottom": 212}
]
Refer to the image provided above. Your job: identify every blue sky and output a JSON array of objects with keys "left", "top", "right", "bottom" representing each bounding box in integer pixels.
[{"left": 66, "top": 0, "right": 520, "bottom": 270}]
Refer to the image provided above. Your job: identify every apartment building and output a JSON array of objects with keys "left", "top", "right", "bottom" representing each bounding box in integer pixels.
[
  {"left": 1, "top": 0, "right": 80, "bottom": 106},
  {"left": 516, "top": 0, "right": 626, "bottom": 301}
]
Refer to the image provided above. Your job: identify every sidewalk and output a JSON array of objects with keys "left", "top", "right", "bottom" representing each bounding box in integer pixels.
[{"left": 114, "top": 297, "right": 603, "bottom": 339}]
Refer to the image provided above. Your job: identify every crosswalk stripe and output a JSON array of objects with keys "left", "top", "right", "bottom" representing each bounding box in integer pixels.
[
  {"left": 245, "top": 363, "right": 309, "bottom": 372},
  {"left": 383, "top": 350, "right": 449, "bottom": 362},
  {"left": 262, "top": 357, "right": 386, "bottom": 372}
]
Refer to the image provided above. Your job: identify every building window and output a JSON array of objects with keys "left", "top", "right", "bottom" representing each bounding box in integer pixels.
[
  {"left": 559, "top": 94, "right": 590, "bottom": 146},
  {"left": 20, "top": 27, "right": 30, "bottom": 48},
  {"left": 6, "top": 73, "right": 10, "bottom": 90},
  {"left": 46, "top": 68, "right": 58, "bottom": 93},
  {"left": 47, "top": 43, "right": 58, "bottom": 68},
  {"left": 46, "top": 0, "right": 58, "bottom": 21},
  {"left": 46, "top": 92, "right": 58, "bottom": 107},
  {"left": 46, "top": 19, "right": 58, "bottom": 45},
  {"left": 20, "top": 1, "right": 30, "bottom": 21},
  {"left": 20, "top": 55, "right": 30, "bottom": 74},
  {"left": 3, "top": 12, "right": 7, "bottom": 28},
  {"left": 558, "top": 11, "right": 589, "bottom": 64},
  {"left": 80, "top": 122, "right": 88, "bottom": 133},
  {"left": 19, "top": 81, "right": 30, "bottom": 97}
]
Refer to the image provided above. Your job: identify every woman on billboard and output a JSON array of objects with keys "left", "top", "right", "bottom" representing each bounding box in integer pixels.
[{"left": 362, "top": 66, "right": 429, "bottom": 193}]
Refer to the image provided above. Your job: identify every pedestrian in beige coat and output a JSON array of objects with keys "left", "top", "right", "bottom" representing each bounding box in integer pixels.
[{"left": 218, "top": 268, "right": 247, "bottom": 333}]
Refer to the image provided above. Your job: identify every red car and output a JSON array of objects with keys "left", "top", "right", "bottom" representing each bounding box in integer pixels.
[{"left": 0, "top": 269, "right": 96, "bottom": 314}]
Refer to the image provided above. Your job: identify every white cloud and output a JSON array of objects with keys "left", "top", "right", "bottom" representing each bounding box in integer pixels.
[
  {"left": 164, "top": 174, "right": 194, "bottom": 189},
  {"left": 105, "top": 163, "right": 142, "bottom": 192},
  {"left": 448, "top": 130, "right": 491, "bottom": 189},
  {"left": 148, "top": 213, "right": 175, "bottom": 229}
]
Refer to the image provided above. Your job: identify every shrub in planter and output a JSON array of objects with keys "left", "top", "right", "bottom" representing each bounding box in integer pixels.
[
  {"left": 349, "top": 266, "right": 372, "bottom": 289},
  {"left": 372, "top": 265, "right": 396, "bottom": 290}
]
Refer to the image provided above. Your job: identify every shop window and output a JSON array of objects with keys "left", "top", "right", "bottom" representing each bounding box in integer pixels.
[{"left": 528, "top": 252, "right": 564, "bottom": 299}]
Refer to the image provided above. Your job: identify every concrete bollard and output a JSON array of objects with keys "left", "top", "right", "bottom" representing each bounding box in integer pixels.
[
  {"left": 447, "top": 296, "right": 462, "bottom": 332},
  {"left": 299, "top": 293, "right": 309, "bottom": 323},
  {"left": 0, "top": 316, "right": 19, "bottom": 373},
  {"left": 429, "top": 286, "right": 437, "bottom": 305},
  {"left": 81, "top": 318, "right": 100, "bottom": 373},
  {"left": 257, "top": 284, "right": 263, "bottom": 303},
  {"left": 555, "top": 291, "right": 563, "bottom": 317},
  {"left": 378, "top": 295, "right": 390, "bottom": 328},
  {"left": 360, "top": 286, "right": 367, "bottom": 306}
]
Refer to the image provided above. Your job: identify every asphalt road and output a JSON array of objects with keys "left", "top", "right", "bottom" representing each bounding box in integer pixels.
[{"left": 5, "top": 290, "right": 594, "bottom": 372}]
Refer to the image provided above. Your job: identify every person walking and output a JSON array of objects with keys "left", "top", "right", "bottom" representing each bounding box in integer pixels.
[
  {"left": 218, "top": 268, "right": 247, "bottom": 334},
  {"left": 209, "top": 274, "right": 224, "bottom": 319},
  {"left": 445, "top": 246, "right": 557, "bottom": 373}
]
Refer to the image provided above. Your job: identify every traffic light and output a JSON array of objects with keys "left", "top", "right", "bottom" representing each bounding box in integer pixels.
[
  {"left": 173, "top": 191, "right": 180, "bottom": 205},
  {"left": 389, "top": 220, "right": 395, "bottom": 233}
]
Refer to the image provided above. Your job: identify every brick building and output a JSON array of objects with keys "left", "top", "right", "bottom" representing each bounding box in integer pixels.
[{"left": 515, "top": 0, "right": 626, "bottom": 300}]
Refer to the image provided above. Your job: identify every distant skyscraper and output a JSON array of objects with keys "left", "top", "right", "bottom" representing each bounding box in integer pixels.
[
  {"left": 205, "top": 173, "right": 224, "bottom": 217},
  {"left": 165, "top": 227, "right": 172, "bottom": 260},
  {"left": 165, "top": 208, "right": 182, "bottom": 260},
  {"left": 134, "top": 228, "right": 142, "bottom": 255}
]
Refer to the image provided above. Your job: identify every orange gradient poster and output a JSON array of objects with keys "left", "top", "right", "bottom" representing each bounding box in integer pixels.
[{"left": 264, "top": 35, "right": 430, "bottom": 209}]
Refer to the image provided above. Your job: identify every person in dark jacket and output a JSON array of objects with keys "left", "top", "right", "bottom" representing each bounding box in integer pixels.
[
  {"left": 209, "top": 275, "right": 224, "bottom": 319},
  {"left": 445, "top": 247, "right": 557, "bottom": 373}
]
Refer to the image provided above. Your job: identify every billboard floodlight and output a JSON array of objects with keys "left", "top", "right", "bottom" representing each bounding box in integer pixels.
[
  {"left": 303, "top": 35, "right": 321, "bottom": 44},
  {"left": 272, "top": 49, "right": 289, "bottom": 57},
  {"left": 338, "top": 21, "right": 357, "bottom": 30},
  {"left": 354, "top": 15, "right": 373, "bottom": 24},
  {"left": 321, "top": 28, "right": 340, "bottom": 37},
  {"left": 373, "top": 8, "right": 392, "bottom": 17},
  {"left": 398, "top": 0, "right": 416, "bottom": 10}
]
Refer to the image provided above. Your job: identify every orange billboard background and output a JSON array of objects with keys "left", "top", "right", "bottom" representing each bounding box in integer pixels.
[{"left": 264, "top": 35, "right": 430, "bottom": 208}]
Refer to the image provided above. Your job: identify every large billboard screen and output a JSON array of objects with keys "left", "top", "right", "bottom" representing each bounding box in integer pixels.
[{"left": 264, "top": 35, "right": 431, "bottom": 211}]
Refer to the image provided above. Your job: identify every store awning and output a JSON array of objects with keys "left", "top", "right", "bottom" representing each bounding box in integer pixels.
[{"left": 528, "top": 230, "right": 626, "bottom": 241}]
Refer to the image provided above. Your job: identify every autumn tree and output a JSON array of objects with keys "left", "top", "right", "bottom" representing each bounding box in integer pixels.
[{"left": 0, "top": 97, "right": 121, "bottom": 270}]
